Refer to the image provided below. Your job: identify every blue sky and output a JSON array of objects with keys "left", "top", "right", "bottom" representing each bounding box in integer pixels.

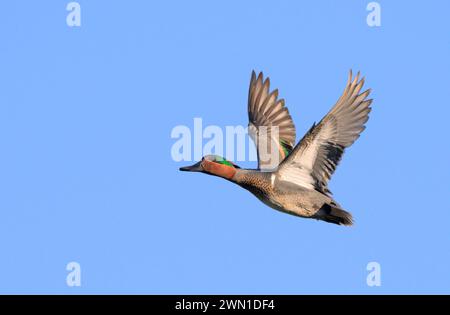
[{"left": 0, "top": 1, "right": 449, "bottom": 294}]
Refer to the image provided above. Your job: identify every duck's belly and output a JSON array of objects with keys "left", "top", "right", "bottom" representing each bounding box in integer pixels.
[{"left": 251, "top": 189, "right": 320, "bottom": 218}]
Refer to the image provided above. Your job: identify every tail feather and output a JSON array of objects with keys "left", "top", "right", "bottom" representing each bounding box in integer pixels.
[{"left": 317, "top": 203, "right": 353, "bottom": 226}]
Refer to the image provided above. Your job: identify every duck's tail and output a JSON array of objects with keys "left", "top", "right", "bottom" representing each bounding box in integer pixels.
[{"left": 316, "top": 203, "right": 353, "bottom": 226}]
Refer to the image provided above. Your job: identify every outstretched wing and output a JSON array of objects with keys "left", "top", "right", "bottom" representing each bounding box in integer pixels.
[
  {"left": 248, "top": 71, "right": 296, "bottom": 171},
  {"left": 277, "top": 71, "right": 373, "bottom": 194}
]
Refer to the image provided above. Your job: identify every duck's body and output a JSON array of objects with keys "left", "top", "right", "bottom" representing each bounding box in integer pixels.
[
  {"left": 230, "top": 169, "right": 349, "bottom": 224},
  {"left": 180, "top": 70, "right": 372, "bottom": 226}
]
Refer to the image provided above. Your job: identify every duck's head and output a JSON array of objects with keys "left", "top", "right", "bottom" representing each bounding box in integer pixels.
[{"left": 179, "top": 155, "right": 241, "bottom": 180}]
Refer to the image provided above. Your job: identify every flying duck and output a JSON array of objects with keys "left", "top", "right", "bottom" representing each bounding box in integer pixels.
[{"left": 180, "top": 70, "right": 372, "bottom": 226}]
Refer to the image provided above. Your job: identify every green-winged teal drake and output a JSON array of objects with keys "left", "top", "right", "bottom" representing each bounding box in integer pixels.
[{"left": 180, "top": 70, "right": 373, "bottom": 226}]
